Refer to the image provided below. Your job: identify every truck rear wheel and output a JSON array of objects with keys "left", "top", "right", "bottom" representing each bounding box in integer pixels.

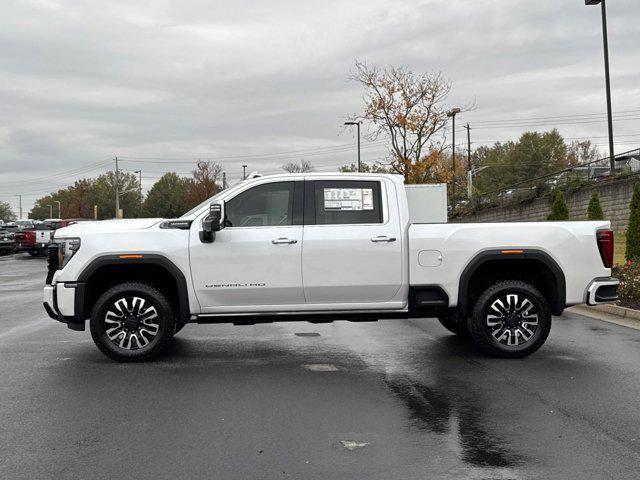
[
  {"left": 468, "top": 280, "right": 551, "bottom": 358},
  {"left": 90, "top": 282, "right": 176, "bottom": 362},
  {"left": 437, "top": 312, "right": 470, "bottom": 337}
]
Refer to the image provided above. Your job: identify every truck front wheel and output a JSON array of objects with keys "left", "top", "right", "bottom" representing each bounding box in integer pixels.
[
  {"left": 468, "top": 280, "right": 552, "bottom": 358},
  {"left": 90, "top": 282, "right": 176, "bottom": 362}
]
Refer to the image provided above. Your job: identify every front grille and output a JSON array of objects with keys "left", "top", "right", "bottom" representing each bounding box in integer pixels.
[{"left": 46, "top": 244, "right": 59, "bottom": 285}]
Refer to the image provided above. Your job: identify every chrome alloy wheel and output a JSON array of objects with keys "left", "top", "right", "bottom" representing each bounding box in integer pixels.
[
  {"left": 486, "top": 294, "right": 539, "bottom": 347},
  {"left": 104, "top": 297, "right": 160, "bottom": 350}
]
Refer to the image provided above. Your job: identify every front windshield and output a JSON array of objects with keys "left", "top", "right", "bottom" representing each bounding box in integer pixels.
[{"left": 180, "top": 190, "right": 227, "bottom": 219}]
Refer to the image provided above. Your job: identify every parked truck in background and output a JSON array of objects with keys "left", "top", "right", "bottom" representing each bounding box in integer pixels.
[{"left": 43, "top": 173, "right": 619, "bottom": 362}]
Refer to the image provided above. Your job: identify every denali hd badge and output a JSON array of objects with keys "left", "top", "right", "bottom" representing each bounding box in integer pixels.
[{"left": 205, "top": 283, "right": 266, "bottom": 288}]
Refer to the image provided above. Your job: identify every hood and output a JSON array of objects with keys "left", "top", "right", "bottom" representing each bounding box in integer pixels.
[{"left": 54, "top": 218, "right": 163, "bottom": 238}]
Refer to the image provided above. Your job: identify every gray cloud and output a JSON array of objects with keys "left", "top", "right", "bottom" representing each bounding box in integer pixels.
[{"left": 0, "top": 0, "right": 638, "bottom": 213}]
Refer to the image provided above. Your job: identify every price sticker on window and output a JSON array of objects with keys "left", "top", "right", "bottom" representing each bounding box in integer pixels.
[{"left": 324, "top": 188, "right": 374, "bottom": 211}]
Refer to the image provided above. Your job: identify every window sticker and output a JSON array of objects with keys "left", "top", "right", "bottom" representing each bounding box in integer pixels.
[{"left": 324, "top": 188, "right": 374, "bottom": 211}]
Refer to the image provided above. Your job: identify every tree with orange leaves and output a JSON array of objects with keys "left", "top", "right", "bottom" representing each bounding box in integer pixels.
[
  {"left": 348, "top": 61, "right": 461, "bottom": 183},
  {"left": 186, "top": 160, "right": 222, "bottom": 207}
]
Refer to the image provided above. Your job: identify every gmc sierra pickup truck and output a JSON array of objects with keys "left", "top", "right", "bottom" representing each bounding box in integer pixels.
[{"left": 43, "top": 173, "right": 619, "bottom": 362}]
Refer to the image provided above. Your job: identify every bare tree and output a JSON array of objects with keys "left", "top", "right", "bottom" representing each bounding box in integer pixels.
[
  {"left": 282, "top": 160, "right": 314, "bottom": 173},
  {"left": 349, "top": 61, "right": 460, "bottom": 182},
  {"left": 567, "top": 140, "right": 600, "bottom": 166}
]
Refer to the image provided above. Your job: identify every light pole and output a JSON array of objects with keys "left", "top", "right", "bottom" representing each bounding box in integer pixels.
[
  {"left": 467, "top": 166, "right": 490, "bottom": 199},
  {"left": 447, "top": 108, "right": 461, "bottom": 205},
  {"left": 54, "top": 200, "right": 61, "bottom": 218},
  {"left": 242, "top": 165, "right": 247, "bottom": 180},
  {"left": 585, "top": 0, "right": 615, "bottom": 174},
  {"left": 47, "top": 204, "right": 52, "bottom": 218},
  {"left": 344, "top": 121, "right": 361, "bottom": 172}
]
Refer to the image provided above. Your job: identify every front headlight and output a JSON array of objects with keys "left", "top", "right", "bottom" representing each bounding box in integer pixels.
[{"left": 56, "top": 237, "right": 81, "bottom": 268}]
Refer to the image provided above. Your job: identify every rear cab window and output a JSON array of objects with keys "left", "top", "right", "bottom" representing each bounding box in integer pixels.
[{"left": 305, "top": 180, "right": 383, "bottom": 225}]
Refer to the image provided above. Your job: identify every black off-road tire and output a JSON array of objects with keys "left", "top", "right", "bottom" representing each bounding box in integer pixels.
[
  {"left": 437, "top": 311, "right": 470, "bottom": 337},
  {"left": 469, "top": 280, "right": 552, "bottom": 359},
  {"left": 90, "top": 282, "right": 176, "bottom": 362}
]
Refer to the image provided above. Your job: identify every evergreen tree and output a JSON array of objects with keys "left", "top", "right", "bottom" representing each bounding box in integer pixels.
[
  {"left": 547, "top": 190, "right": 569, "bottom": 221},
  {"left": 626, "top": 183, "right": 640, "bottom": 260},
  {"left": 587, "top": 191, "right": 604, "bottom": 220}
]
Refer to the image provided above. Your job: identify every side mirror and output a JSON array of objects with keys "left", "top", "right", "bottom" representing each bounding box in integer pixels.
[{"left": 200, "top": 203, "right": 223, "bottom": 243}]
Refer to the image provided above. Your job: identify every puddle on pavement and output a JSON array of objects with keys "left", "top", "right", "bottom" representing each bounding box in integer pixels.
[{"left": 385, "top": 376, "right": 523, "bottom": 469}]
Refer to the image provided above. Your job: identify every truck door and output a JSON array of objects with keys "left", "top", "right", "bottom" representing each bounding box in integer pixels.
[
  {"left": 302, "top": 179, "right": 403, "bottom": 306},
  {"left": 189, "top": 180, "right": 305, "bottom": 312}
]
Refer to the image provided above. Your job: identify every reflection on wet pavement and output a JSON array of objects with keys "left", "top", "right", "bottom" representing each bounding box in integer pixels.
[{"left": 385, "top": 376, "right": 522, "bottom": 468}]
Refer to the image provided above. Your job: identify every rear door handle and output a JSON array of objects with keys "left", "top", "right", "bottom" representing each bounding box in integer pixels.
[
  {"left": 272, "top": 238, "right": 298, "bottom": 245},
  {"left": 371, "top": 236, "right": 396, "bottom": 243}
]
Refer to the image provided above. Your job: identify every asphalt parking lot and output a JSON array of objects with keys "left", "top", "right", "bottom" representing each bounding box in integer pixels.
[{"left": 1, "top": 253, "right": 640, "bottom": 479}]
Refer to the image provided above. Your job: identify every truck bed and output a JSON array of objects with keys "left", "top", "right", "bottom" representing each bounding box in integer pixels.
[{"left": 408, "top": 221, "right": 612, "bottom": 307}]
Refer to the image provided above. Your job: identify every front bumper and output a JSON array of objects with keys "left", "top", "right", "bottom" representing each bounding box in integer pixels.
[
  {"left": 586, "top": 277, "right": 619, "bottom": 305},
  {"left": 43, "top": 282, "right": 86, "bottom": 331}
]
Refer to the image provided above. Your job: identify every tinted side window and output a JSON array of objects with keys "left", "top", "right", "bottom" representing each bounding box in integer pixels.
[
  {"left": 225, "top": 182, "right": 294, "bottom": 227},
  {"left": 312, "top": 181, "right": 383, "bottom": 225}
]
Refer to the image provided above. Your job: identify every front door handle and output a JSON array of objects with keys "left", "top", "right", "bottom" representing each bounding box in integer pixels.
[
  {"left": 371, "top": 236, "right": 396, "bottom": 243},
  {"left": 272, "top": 238, "right": 298, "bottom": 245}
]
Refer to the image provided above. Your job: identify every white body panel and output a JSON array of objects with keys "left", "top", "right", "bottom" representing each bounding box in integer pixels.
[
  {"left": 46, "top": 172, "right": 615, "bottom": 321},
  {"left": 301, "top": 177, "right": 405, "bottom": 308},
  {"left": 408, "top": 221, "right": 612, "bottom": 307},
  {"left": 189, "top": 225, "right": 304, "bottom": 312}
]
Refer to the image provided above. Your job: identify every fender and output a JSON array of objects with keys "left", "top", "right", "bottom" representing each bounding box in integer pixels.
[
  {"left": 76, "top": 254, "right": 191, "bottom": 324},
  {"left": 457, "top": 249, "right": 566, "bottom": 317}
]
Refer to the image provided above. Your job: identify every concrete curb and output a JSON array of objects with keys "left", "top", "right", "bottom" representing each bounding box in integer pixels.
[
  {"left": 567, "top": 304, "right": 640, "bottom": 331},
  {"left": 584, "top": 303, "right": 640, "bottom": 321}
]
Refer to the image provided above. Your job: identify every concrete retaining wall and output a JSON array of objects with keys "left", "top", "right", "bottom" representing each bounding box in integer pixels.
[{"left": 455, "top": 175, "right": 638, "bottom": 232}]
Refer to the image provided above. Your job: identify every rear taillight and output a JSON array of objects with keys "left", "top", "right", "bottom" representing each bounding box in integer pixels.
[{"left": 597, "top": 229, "right": 614, "bottom": 268}]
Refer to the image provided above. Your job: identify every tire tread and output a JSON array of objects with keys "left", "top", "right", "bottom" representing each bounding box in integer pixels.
[{"left": 469, "top": 280, "right": 552, "bottom": 359}]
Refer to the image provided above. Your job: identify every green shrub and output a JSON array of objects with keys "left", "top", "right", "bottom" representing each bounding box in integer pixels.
[
  {"left": 547, "top": 190, "right": 569, "bottom": 221},
  {"left": 587, "top": 191, "right": 604, "bottom": 220},
  {"left": 626, "top": 183, "right": 640, "bottom": 260}
]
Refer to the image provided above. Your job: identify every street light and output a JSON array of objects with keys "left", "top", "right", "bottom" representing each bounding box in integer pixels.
[
  {"left": 242, "top": 165, "right": 248, "bottom": 180},
  {"left": 54, "top": 200, "right": 61, "bottom": 218},
  {"left": 467, "top": 166, "right": 490, "bottom": 198},
  {"left": 47, "top": 204, "right": 52, "bottom": 218},
  {"left": 344, "top": 121, "right": 361, "bottom": 172},
  {"left": 585, "top": 0, "right": 615, "bottom": 174},
  {"left": 447, "top": 108, "right": 461, "bottom": 204}
]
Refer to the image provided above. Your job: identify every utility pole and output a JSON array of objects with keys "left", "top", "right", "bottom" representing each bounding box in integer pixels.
[
  {"left": 114, "top": 156, "right": 120, "bottom": 219},
  {"left": 465, "top": 123, "right": 472, "bottom": 170},
  {"left": 447, "top": 108, "right": 461, "bottom": 205},
  {"left": 17, "top": 195, "right": 22, "bottom": 220},
  {"left": 242, "top": 165, "right": 247, "bottom": 180},
  {"left": 135, "top": 170, "right": 142, "bottom": 201},
  {"left": 586, "top": 0, "right": 615, "bottom": 173}
]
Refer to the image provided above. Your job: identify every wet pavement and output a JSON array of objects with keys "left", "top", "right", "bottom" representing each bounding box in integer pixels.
[{"left": 1, "top": 253, "right": 640, "bottom": 479}]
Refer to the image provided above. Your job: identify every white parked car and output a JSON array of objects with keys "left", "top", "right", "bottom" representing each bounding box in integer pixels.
[{"left": 43, "top": 173, "right": 618, "bottom": 362}]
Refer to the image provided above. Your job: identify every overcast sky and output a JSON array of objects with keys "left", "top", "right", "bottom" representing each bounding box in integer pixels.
[{"left": 1, "top": 0, "right": 639, "bottom": 215}]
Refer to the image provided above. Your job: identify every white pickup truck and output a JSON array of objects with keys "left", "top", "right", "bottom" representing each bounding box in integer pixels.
[{"left": 44, "top": 173, "right": 619, "bottom": 362}]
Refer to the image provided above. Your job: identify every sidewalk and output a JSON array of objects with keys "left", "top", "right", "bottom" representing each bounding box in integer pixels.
[{"left": 567, "top": 304, "right": 640, "bottom": 331}]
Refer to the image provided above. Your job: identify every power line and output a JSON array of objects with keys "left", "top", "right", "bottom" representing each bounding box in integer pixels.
[
  {"left": 0, "top": 159, "right": 112, "bottom": 187},
  {"left": 466, "top": 108, "right": 640, "bottom": 126}
]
